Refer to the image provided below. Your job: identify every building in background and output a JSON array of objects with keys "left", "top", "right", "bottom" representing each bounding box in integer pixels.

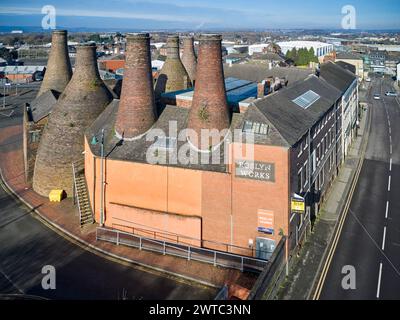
[
  {"left": 335, "top": 52, "right": 364, "bottom": 80},
  {"left": 385, "top": 52, "right": 400, "bottom": 76},
  {"left": 277, "top": 41, "right": 334, "bottom": 59},
  {"left": 0, "top": 65, "right": 45, "bottom": 83},
  {"left": 368, "top": 50, "right": 386, "bottom": 74}
]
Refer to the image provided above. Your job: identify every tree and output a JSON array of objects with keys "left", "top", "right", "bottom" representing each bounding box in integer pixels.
[
  {"left": 309, "top": 47, "right": 319, "bottom": 63},
  {"left": 0, "top": 47, "right": 13, "bottom": 62},
  {"left": 287, "top": 47, "right": 319, "bottom": 66}
]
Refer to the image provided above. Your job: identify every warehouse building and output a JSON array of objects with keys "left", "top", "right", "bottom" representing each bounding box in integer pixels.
[{"left": 277, "top": 41, "right": 334, "bottom": 58}]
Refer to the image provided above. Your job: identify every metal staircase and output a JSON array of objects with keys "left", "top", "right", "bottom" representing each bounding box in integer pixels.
[{"left": 72, "top": 160, "right": 94, "bottom": 227}]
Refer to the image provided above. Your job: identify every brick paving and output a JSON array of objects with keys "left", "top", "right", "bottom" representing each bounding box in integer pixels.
[{"left": 0, "top": 122, "right": 257, "bottom": 291}]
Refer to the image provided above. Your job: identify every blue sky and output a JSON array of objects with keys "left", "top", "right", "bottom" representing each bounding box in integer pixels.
[{"left": 0, "top": 0, "right": 399, "bottom": 30}]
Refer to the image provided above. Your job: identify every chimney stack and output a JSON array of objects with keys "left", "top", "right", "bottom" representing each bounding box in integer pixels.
[
  {"left": 155, "top": 35, "right": 191, "bottom": 95},
  {"left": 186, "top": 34, "right": 230, "bottom": 150},
  {"left": 181, "top": 36, "right": 197, "bottom": 84},
  {"left": 38, "top": 30, "right": 72, "bottom": 97},
  {"left": 33, "top": 43, "right": 113, "bottom": 197},
  {"left": 114, "top": 33, "right": 156, "bottom": 140},
  {"left": 257, "top": 81, "right": 266, "bottom": 99}
]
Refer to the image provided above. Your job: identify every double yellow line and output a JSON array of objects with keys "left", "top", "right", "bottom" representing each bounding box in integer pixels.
[{"left": 312, "top": 110, "right": 370, "bottom": 300}]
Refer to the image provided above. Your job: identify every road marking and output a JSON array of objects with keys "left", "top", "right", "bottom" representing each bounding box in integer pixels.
[
  {"left": 390, "top": 158, "right": 392, "bottom": 172},
  {"left": 386, "top": 201, "right": 389, "bottom": 219},
  {"left": 390, "top": 144, "right": 393, "bottom": 155},
  {"left": 312, "top": 131, "right": 366, "bottom": 300},
  {"left": 377, "top": 263, "right": 383, "bottom": 299},
  {"left": 0, "top": 268, "right": 24, "bottom": 294},
  {"left": 382, "top": 227, "right": 387, "bottom": 251},
  {"left": 388, "top": 176, "right": 391, "bottom": 192}
]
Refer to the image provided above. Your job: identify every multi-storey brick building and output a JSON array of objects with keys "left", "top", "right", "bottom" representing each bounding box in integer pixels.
[{"left": 81, "top": 32, "right": 358, "bottom": 261}]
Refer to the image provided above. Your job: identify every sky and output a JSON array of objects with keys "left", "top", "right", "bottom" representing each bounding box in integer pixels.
[{"left": 0, "top": 0, "right": 399, "bottom": 31}]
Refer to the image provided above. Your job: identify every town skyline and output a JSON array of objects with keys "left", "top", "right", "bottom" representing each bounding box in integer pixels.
[{"left": 1, "top": 0, "right": 400, "bottom": 31}]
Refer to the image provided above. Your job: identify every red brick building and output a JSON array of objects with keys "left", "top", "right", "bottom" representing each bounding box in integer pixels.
[{"left": 82, "top": 33, "right": 358, "bottom": 262}]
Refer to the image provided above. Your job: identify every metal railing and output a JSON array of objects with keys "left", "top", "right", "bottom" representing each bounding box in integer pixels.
[
  {"left": 96, "top": 227, "right": 269, "bottom": 273},
  {"left": 111, "top": 221, "right": 266, "bottom": 258},
  {"left": 214, "top": 285, "right": 229, "bottom": 300},
  {"left": 72, "top": 161, "right": 82, "bottom": 223}
]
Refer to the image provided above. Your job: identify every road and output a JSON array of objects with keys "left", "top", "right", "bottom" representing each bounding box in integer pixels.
[
  {"left": 319, "top": 76, "right": 400, "bottom": 300},
  {"left": 0, "top": 101, "right": 216, "bottom": 300}
]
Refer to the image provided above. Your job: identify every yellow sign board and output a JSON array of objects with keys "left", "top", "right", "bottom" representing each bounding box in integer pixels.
[{"left": 291, "top": 199, "right": 305, "bottom": 214}]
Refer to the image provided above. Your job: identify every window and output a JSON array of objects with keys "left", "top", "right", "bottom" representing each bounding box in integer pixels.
[
  {"left": 297, "top": 171, "right": 303, "bottom": 193},
  {"left": 298, "top": 141, "right": 304, "bottom": 157},
  {"left": 29, "top": 130, "right": 41, "bottom": 143},
  {"left": 319, "top": 170, "right": 324, "bottom": 190},
  {"left": 293, "top": 90, "right": 321, "bottom": 109},
  {"left": 304, "top": 137, "right": 309, "bottom": 150},
  {"left": 325, "top": 136, "right": 328, "bottom": 153},
  {"left": 243, "top": 121, "right": 269, "bottom": 135},
  {"left": 304, "top": 161, "right": 309, "bottom": 188}
]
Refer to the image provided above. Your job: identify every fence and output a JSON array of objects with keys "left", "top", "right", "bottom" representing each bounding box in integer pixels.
[
  {"left": 111, "top": 221, "right": 269, "bottom": 258},
  {"left": 96, "top": 227, "right": 269, "bottom": 273}
]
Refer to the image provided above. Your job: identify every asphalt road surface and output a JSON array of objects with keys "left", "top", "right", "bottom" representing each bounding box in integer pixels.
[
  {"left": 0, "top": 100, "right": 216, "bottom": 300},
  {"left": 320, "top": 76, "right": 400, "bottom": 300}
]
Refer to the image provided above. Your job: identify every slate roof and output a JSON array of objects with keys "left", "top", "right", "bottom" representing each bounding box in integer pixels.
[
  {"left": 252, "top": 53, "right": 285, "bottom": 62},
  {"left": 251, "top": 74, "right": 342, "bottom": 146},
  {"left": 335, "top": 61, "right": 356, "bottom": 75},
  {"left": 29, "top": 89, "right": 59, "bottom": 122},
  {"left": 319, "top": 61, "right": 357, "bottom": 93},
  {"left": 86, "top": 101, "right": 229, "bottom": 173},
  {"left": 336, "top": 52, "right": 363, "bottom": 60}
]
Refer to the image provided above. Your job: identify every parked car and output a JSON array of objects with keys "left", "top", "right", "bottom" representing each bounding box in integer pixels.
[
  {"left": 374, "top": 94, "right": 381, "bottom": 100},
  {"left": 385, "top": 91, "right": 398, "bottom": 97},
  {"left": 366, "top": 77, "right": 371, "bottom": 82}
]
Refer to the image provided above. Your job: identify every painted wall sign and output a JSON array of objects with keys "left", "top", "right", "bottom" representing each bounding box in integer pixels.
[
  {"left": 257, "top": 209, "right": 274, "bottom": 235},
  {"left": 235, "top": 160, "right": 275, "bottom": 182}
]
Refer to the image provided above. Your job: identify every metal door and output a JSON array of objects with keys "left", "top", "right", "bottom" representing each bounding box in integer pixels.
[{"left": 256, "top": 237, "right": 275, "bottom": 260}]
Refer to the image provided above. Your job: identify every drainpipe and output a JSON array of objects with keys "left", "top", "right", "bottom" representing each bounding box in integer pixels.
[{"left": 100, "top": 129, "right": 105, "bottom": 227}]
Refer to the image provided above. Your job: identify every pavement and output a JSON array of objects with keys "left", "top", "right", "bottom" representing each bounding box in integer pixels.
[
  {"left": 0, "top": 86, "right": 257, "bottom": 299},
  {"left": 276, "top": 80, "right": 372, "bottom": 300},
  {"left": 316, "top": 76, "right": 400, "bottom": 300}
]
